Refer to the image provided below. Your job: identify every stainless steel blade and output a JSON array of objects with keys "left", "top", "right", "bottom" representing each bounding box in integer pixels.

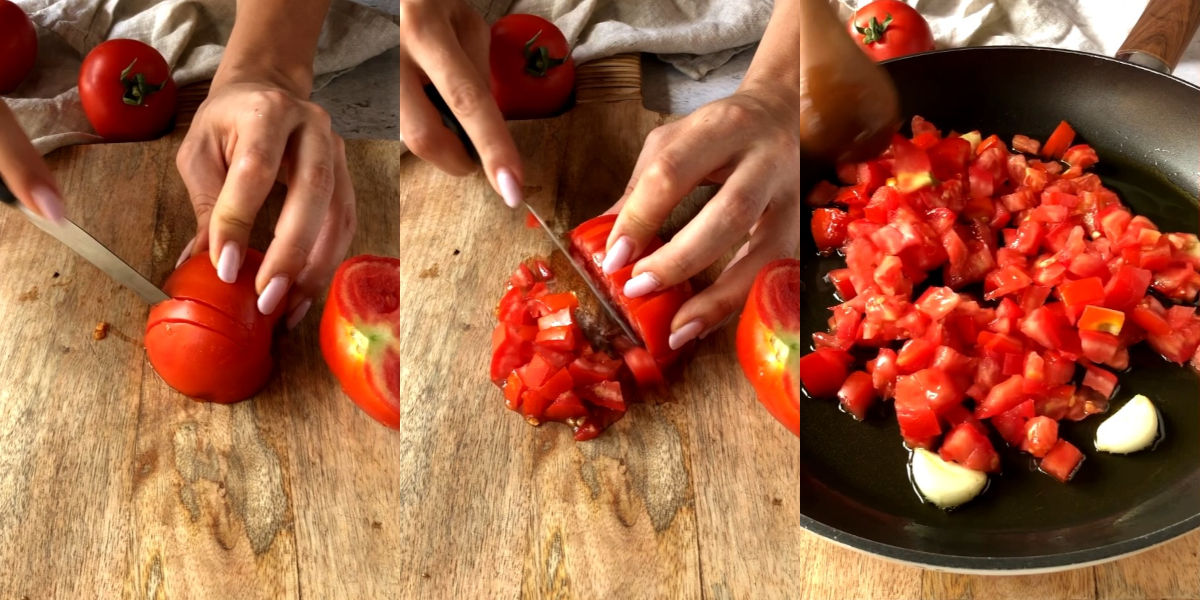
[
  {"left": 523, "top": 202, "right": 642, "bottom": 345},
  {"left": 18, "top": 205, "right": 169, "bottom": 304}
]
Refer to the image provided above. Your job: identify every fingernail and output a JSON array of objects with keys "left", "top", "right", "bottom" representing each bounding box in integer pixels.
[
  {"left": 669, "top": 319, "right": 705, "bottom": 350},
  {"left": 175, "top": 237, "right": 196, "bottom": 269},
  {"left": 602, "top": 236, "right": 634, "bottom": 275},
  {"left": 623, "top": 272, "right": 660, "bottom": 299},
  {"left": 257, "top": 275, "right": 290, "bottom": 315},
  {"left": 496, "top": 167, "right": 522, "bottom": 208},
  {"left": 30, "top": 185, "right": 65, "bottom": 224},
  {"left": 217, "top": 240, "right": 242, "bottom": 284},
  {"left": 286, "top": 298, "right": 313, "bottom": 330}
]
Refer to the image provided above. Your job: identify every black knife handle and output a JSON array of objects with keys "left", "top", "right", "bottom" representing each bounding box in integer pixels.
[
  {"left": 0, "top": 178, "right": 16, "bottom": 205},
  {"left": 423, "top": 83, "right": 479, "bottom": 163}
]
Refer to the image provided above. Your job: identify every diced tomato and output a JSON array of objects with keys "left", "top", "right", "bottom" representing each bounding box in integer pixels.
[
  {"left": 896, "top": 338, "right": 937, "bottom": 373},
  {"left": 538, "top": 308, "right": 574, "bottom": 330},
  {"left": 1104, "top": 266, "right": 1152, "bottom": 310},
  {"left": 1081, "top": 365, "right": 1118, "bottom": 399},
  {"left": 504, "top": 371, "right": 525, "bottom": 411},
  {"left": 579, "top": 381, "right": 625, "bottom": 412},
  {"left": 1079, "top": 330, "right": 1120, "bottom": 364},
  {"left": 893, "top": 374, "right": 942, "bottom": 449},
  {"left": 1041, "top": 121, "right": 1076, "bottom": 160},
  {"left": 984, "top": 264, "right": 1033, "bottom": 300},
  {"left": 1012, "top": 134, "right": 1041, "bottom": 155},
  {"left": 510, "top": 263, "right": 536, "bottom": 289},
  {"left": 892, "top": 134, "right": 935, "bottom": 193},
  {"left": 812, "top": 208, "right": 852, "bottom": 252},
  {"left": 1040, "top": 439, "right": 1084, "bottom": 482},
  {"left": 826, "top": 268, "right": 857, "bottom": 300},
  {"left": 1132, "top": 304, "right": 1172, "bottom": 336},
  {"left": 1057, "top": 277, "right": 1105, "bottom": 310},
  {"left": 1036, "top": 384, "right": 1074, "bottom": 420},
  {"left": 569, "top": 349, "right": 622, "bottom": 385},
  {"left": 1020, "top": 416, "right": 1059, "bottom": 458},
  {"left": 939, "top": 422, "right": 1001, "bottom": 472},
  {"left": 867, "top": 348, "right": 900, "bottom": 398},
  {"left": 531, "top": 292, "right": 579, "bottom": 317},
  {"left": 838, "top": 371, "right": 876, "bottom": 420},
  {"left": 543, "top": 390, "right": 588, "bottom": 421},
  {"left": 992, "top": 399, "right": 1036, "bottom": 446},
  {"left": 976, "top": 374, "right": 1027, "bottom": 419},
  {"left": 1078, "top": 305, "right": 1125, "bottom": 335},
  {"left": 535, "top": 325, "right": 578, "bottom": 352},
  {"left": 799, "top": 349, "right": 852, "bottom": 398},
  {"left": 621, "top": 346, "right": 664, "bottom": 388}
]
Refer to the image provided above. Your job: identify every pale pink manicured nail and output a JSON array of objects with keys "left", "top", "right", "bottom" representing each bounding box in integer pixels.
[
  {"left": 286, "top": 298, "right": 313, "bottom": 330},
  {"left": 669, "top": 319, "right": 704, "bottom": 350},
  {"left": 257, "top": 275, "right": 290, "bottom": 315},
  {"left": 30, "top": 185, "right": 65, "bottom": 224},
  {"left": 216, "top": 240, "right": 242, "bottom": 284},
  {"left": 623, "top": 272, "right": 660, "bottom": 299},
  {"left": 496, "top": 167, "right": 522, "bottom": 208},
  {"left": 175, "top": 237, "right": 196, "bottom": 269},
  {"left": 602, "top": 236, "right": 633, "bottom": 275}
]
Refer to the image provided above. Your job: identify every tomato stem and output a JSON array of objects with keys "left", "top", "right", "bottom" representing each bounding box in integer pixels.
[
  {"left": 120, "top": 58, "right": 165, "bottom": 106},
  {"left": 523, "top": 30, "right": 566, "bottom": 77},
  {"left": 855, "top": 14, "right": 893, "bottom": 45}
]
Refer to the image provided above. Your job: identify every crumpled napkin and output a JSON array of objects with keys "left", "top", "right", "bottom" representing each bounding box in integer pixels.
[
  {"left": 837, "top": 0, "right": 1200, "bottom": 86},
  {"left": 500, "top": 0, "right": 773, "bottom": 79},
  {"left": 5, "top": 0, "right": 399, "bottom": 155}
]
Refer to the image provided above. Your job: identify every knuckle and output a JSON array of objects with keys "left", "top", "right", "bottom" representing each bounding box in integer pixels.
[
  {"left": 711, "top": 101, "right": 756, "bottom": 128},
  {"left": 402, "top": 127, "right": 439, "bottom": 158},
  {"left": 657, "top": 251, "right": 695, "bottom": 282},
  {"left": 443, "top": 81, "right": 487, "bottom": 117},
  {"left": 214, "top": 210, "right": 256, "bottom": 236},
  {"left": 643, "top": 155, "right": 682, "bottom": 193},
  {"left": 709, "top": 291, "right": 742, "bottom": 322},
  {"left": 251, "top": 89, "right": 292, "bottom": 111},
  {"left": 723, "top": 190, "right": 765, "bottom": 231},
  {"left": 297, "top": 163, "right": 336, "bottom": 198},
  {"left": 235, "top": 146, "right": 277, "bottom": 175}
]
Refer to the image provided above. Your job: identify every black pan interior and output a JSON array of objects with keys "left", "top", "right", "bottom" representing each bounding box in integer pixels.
[{"left": 799, "top": 47, "right": 1200, "bottom": 570}]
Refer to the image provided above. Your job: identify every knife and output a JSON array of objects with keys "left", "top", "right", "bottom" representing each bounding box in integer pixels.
[
  {"left": 424, "top": 84, "right": 642, "bottom": 344},
  {"left": 0, "top": 180, "right": 170, "bottom": 304},
  {"left": 523, "top": 201, "right": 642, "bottom": 345}
]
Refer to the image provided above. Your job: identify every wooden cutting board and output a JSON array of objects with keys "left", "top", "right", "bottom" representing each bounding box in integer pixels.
[{"left": 0, "top": 53, "right": 1192, "bottom": 599}]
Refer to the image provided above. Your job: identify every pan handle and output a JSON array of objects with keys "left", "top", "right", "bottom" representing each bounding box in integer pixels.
[{"left": 1115, "top": 0, "right": 1200, "bottom": 73}]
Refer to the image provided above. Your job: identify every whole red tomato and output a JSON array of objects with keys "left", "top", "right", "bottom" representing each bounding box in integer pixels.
[
  {"left": 490, "top": 14, "right": 575, "bottom": 120},
  {"left": 0, "top": 0, "right": 37, "bottom": 94},
  {"left": 320, "top": 255, "right": 401, "bottom": 429},
  {"left": 79, "top": 39, "right": 177, "bottom": 141},
  {"left": 737, "top": 259, "right": 801, "bottom": 436},
  {"left": 146, "top": 249, "right": 285, "bottom": 404},
  {"left": 847, "top": 0, "right": 934, "bottom": 62}
]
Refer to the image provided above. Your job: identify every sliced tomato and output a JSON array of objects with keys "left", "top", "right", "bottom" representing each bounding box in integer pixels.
[
  {"left": 939, "top": 422, "right": 1001, "bottom": 472},
  {"left": 1078, "top": 305, "right": 1125, "bottom": 335},
  {"left": 1041, "top": 120, "right": 1076, "bottom": 160},
  {"left": 893, "top": 374, "right": 942, "bottom": 449},
  {"left": 812, "top": 208, "right": 852, "bottom": 252},
  {"left": 1081, "top": 365, "right": 1118, "bottom": 399},
  {"left": 838, "top": 371, "right": 876, "bottom": 420},
  {"left": 1040, "top": 439, "right": 1084, "bottom": 482},
  {"left": 975, "top": 374, "right": 1027, "bottom": 419},
  {"left": 622, "top": 346, "right": 664, "bottom": 388},
  {"left": 1020, "top": 415, "right": 1059, "bottom": 458},
  {"left": 798, "top": 348, "right": 851, "bottom": 398}
]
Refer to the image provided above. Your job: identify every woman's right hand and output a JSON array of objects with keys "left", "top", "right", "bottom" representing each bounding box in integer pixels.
[
  {"left": 0, "top": 101, "right": 65, "bottom": 222},
  {"left": 397, "top": 0, "right": 526, "bottom": 208}
]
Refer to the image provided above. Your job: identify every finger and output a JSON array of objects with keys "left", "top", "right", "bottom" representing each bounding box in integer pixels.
[
  {"left": 624, "top": 154, "right": 777, "bottom": 294},
  {"left": 207, "top": 110, "right": 298, "bottom": 284},
  {"left": 175, "top": 131, "right": 227, "bottom": 264},
  {"left": 254, "top": 121, "right": 336, "bottom": 315},
  {"left": 601, "top": 130, "right": 736, "bottom": 276},
  {"left": 602, "top": 124, "right": 676, "bottom": 217},
  {"left": 407, "top": 20, "right": 524, "bottom": 206},
  {"left": 666, "top": 196, "right": 802, "bottom": 350},
  {"left": 0, "top": 102, "right": 66, "bottom": 222},
  {"left": 287, "top": 135, "right": 357, "bottom": 330},
  {"left": 397, "top": 54, "right": 474, "bottom": 175}
]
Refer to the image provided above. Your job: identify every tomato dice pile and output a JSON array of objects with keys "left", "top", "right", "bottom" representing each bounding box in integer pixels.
[
  {"left": 492, "top": 259, "right": 638, "bottom": 441},
  {"left": 804, "top": 116, "right": 1200, "bottom": 483}
]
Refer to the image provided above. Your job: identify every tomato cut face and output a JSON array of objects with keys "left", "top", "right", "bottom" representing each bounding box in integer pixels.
[
  {"left": 320, "top": 255, "right": 402, "bottom": 428},
  {"left": 146, "top": 249, "right": 283, "bottom": 404}
]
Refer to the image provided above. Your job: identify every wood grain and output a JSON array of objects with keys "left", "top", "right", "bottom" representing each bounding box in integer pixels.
[{"left": 1116, "top": 0, "right": 1200, "bottom": 71}]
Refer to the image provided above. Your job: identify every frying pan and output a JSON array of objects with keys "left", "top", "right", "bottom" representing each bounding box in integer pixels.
[{"left": 799, "top": 0, "right": 1200, "bottom": 571}]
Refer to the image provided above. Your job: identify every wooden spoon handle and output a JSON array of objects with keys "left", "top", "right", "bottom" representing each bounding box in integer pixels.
[
  {"left": 1116, "top": 0, "right": 1200, "bottom": 73},
  {"left": 574, "top": 53, "right": 643, "bottom": 105}
]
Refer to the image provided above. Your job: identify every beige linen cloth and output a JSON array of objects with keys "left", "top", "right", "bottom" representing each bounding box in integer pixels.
[{"left": 7, "top": 0, "right": 399, "bottom": 155}]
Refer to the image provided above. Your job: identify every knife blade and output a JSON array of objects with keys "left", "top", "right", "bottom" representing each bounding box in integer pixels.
[
  {"left": 421, "top": 84, "right": 641, "bottom": 344},
  {"left": 1, "top": 181, "right": 170, "bottom": 304},
  {"left": 523, "top": 202, "right": 642, "bottom": 345}
]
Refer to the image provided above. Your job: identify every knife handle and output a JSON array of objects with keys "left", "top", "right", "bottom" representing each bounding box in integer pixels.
[{"left": 423, "top": 84, "right": 479, "bottom": 163}]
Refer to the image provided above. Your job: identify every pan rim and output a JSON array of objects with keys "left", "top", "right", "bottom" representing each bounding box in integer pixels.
[{"left": 881, "top": 45, "right": 1200, "bottom": 93}]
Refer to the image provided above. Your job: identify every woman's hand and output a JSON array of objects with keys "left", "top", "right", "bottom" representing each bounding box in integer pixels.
[
  {"left": 176, "top": 79, "right": 355, "bottom": 329},
  {"left": 0, "top": 101, "right": 65, "bottom": 222},
  {"left": 601, "top": 86, "right": 802, "bottom": 350},
  {"left": 397, "top": 0, "right": 525, "bottom": 207},
  {"left": 175, "top": 0, "right": 355, "bottom": 329}
]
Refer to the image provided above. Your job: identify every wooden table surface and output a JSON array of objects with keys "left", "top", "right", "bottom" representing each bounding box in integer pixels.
[{"left": 1, "top": 54, "right": 1196, "bottom": 599}]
